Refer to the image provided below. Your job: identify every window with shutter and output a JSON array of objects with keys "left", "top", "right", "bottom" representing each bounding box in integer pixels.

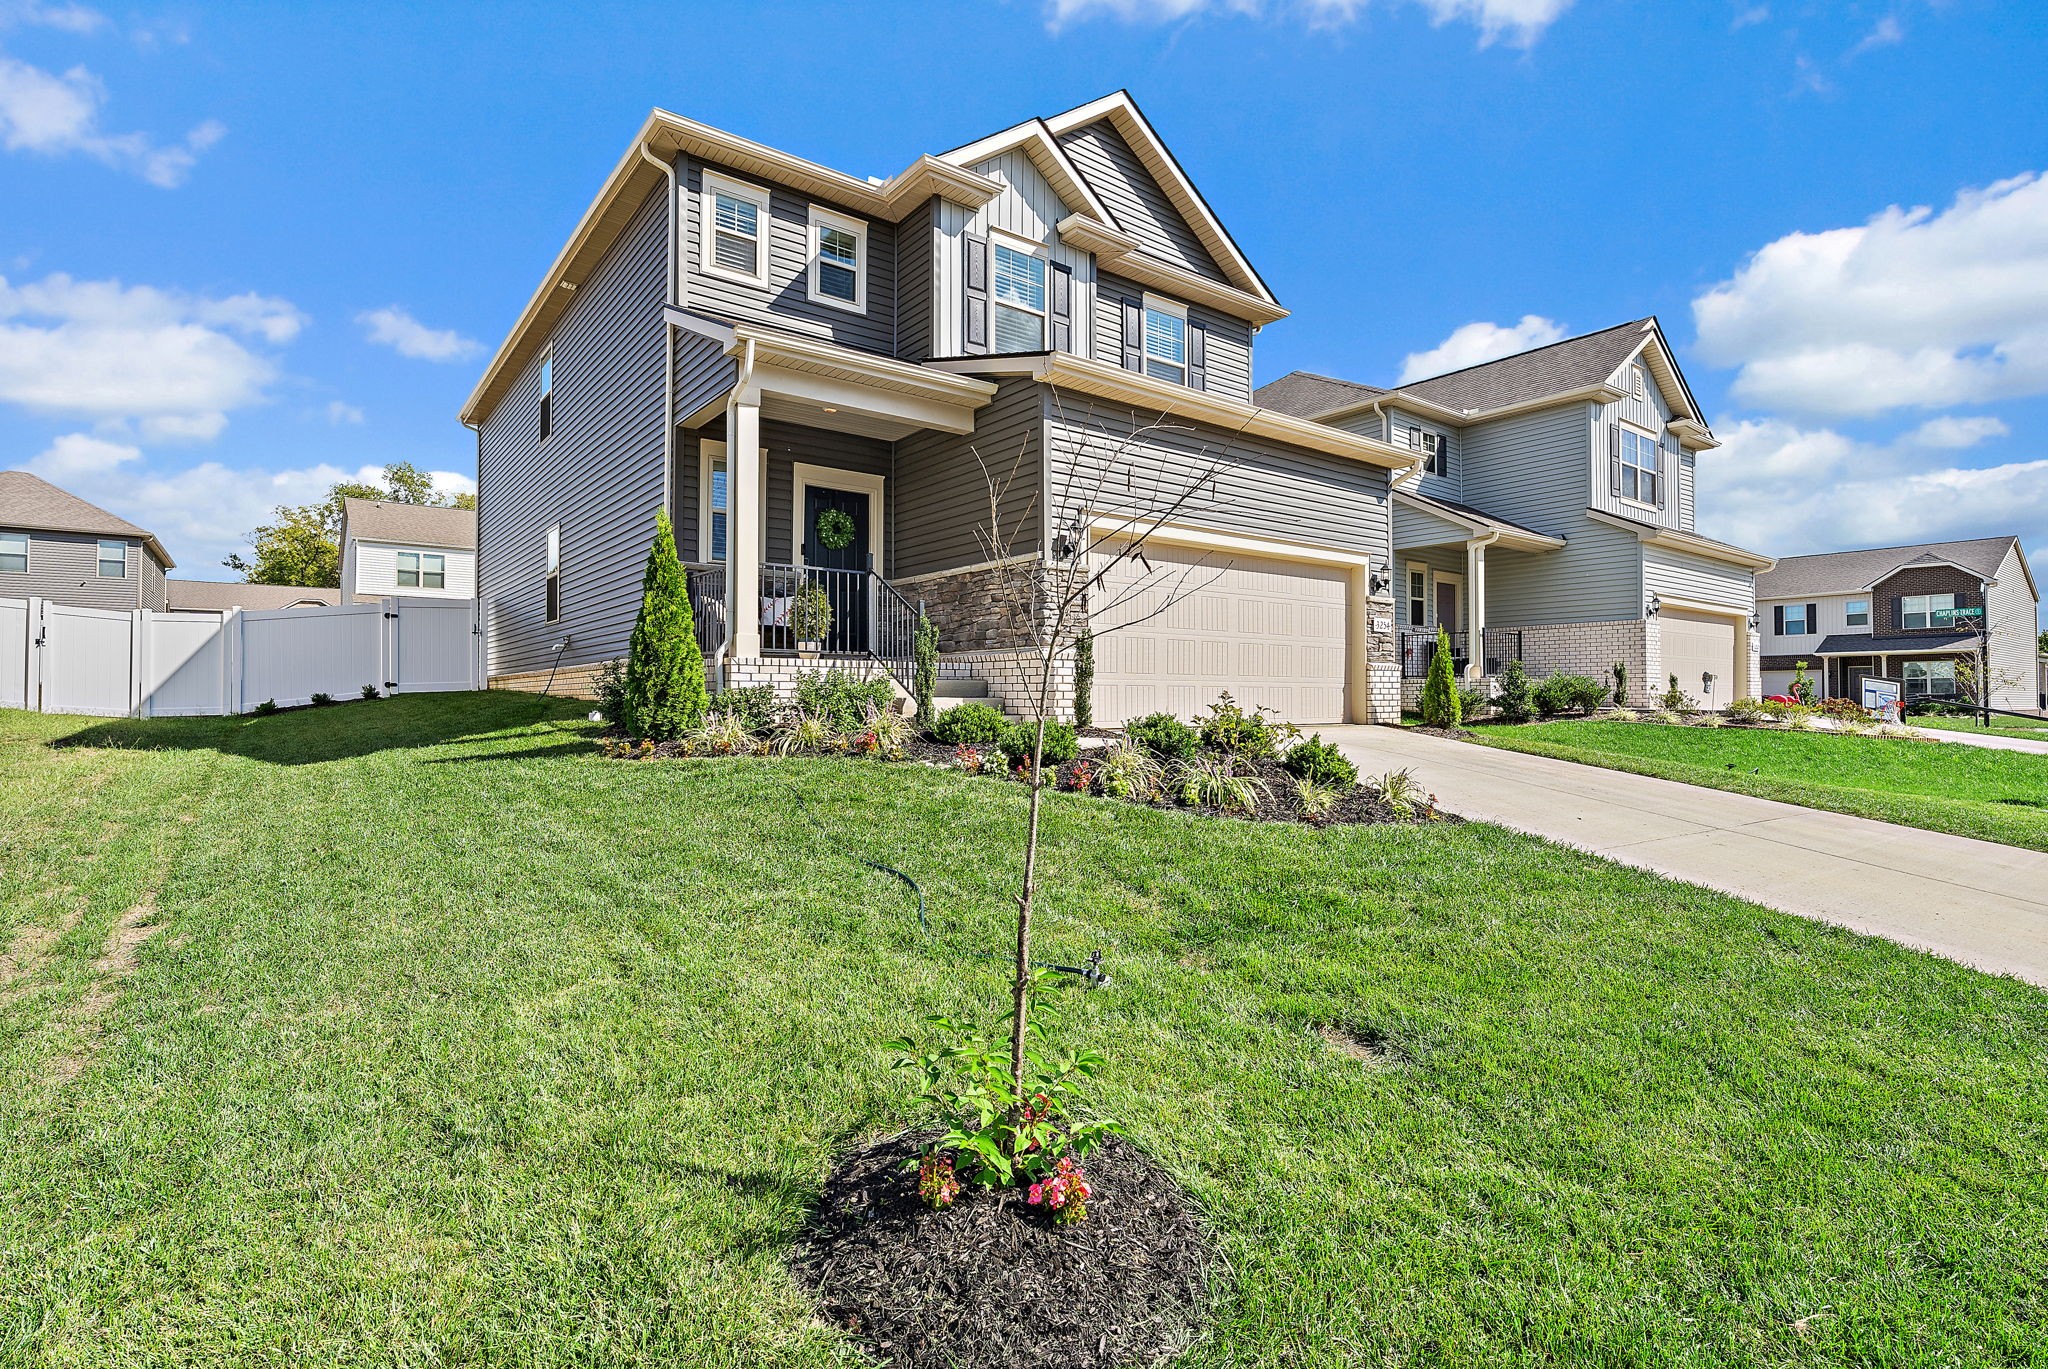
[
  {"left": 1617, "top": 428, "right": 1659, "bottom": 504},
  {"left": 991, "top": 238, "right": 1047, "bottom": 352},
  {"left": 963, "top": 233, "right": 989, "bottom": 353},
  {"left": 1140, "top": 295, "right": 1187, "bottom": 384}
]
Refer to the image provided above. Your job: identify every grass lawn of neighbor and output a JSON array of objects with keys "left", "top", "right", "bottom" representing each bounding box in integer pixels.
[
  {"left": 1913, "top": 711, "right": 2048, "bottom": 741},
  {"left": 3, "top": 693, "right": 2044, "bottom": 1367},
  {"left": 1473, "top": 718, "right": 2048, "bottom": 852}
]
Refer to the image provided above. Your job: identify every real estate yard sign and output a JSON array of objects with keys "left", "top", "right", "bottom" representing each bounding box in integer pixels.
[{"left": 1861, "top": 675, "right": 1903, "bottom": 723}]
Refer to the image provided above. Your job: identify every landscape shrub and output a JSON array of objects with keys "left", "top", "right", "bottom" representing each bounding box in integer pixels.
[
  {"left": 1174, "top": 756, "right": 1270, "bottom": 813},
  {"left": 928, "top": 700, "right": 1010, "bottom": 745},
  {"left": 1791, "top": 660, "right": 1819, "bottom": 707},
  {"left": 1126, "top": 711, "right": 1199, "bottom": 759},
  {"left": 1094, "top": 740, "right": 1162, "bottom": 799},
  {"left": 1723, "top": 697, "right": 1772, "bottom": 724},
  {"left": 1660, "top": 673, "right": 1696, "bottom": 713},
  {"left": 1494, "top": 658, "right": 1534, "bottom": 723},
  {"left": 310, "top": 692, "right": 334, "bottom": 707},
  {"left": 1456, "top": 684, "right": 1489, "bottom": 720},
  {"left": 1611, "top": 661, "right": 1629, "bottom": 707},
  {"left": 1419, "top": 627, "right": 1461, "bottom": 729},
  {"left": 717, "top": 684, "right": 779, "bottom": 734},
  {"left": 1816, "top": 697, "right": 1874, "bottom": 724},
  {"left": 1755, "top": 699, "right": 1801, "bottom": 722},
  {"left": 593, "top": 659, "right": 628, "bottom": 727},
  {"left": 912, "top": 612, "right": 938, "bottom": 727},
  {"left": 252, "top": 698, "right": 278, "bottom": 716},
  {"left": 1535, "top": 673, "right": 1604, "bottom": 717},
  {"left": 1284, "top": 734, "right": 1358, "bottom": 788},
  {"left": 999, "top": 720, "right": 1079, "bottom": 769},
  {"left": 1198, "top": 692, "right": 1287, "bottom": 759},
  {"left": 622, "top": 511, "right": 708, "bottom": 741},
  {"left": 360, "top": 684, "right": 380, "bottom": 700},
  {"left": 793, "top": 668, "right": 894, "bottom": 733}
]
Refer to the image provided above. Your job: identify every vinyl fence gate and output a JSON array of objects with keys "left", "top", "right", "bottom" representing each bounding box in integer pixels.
[{"left": 0, "top": 595, "right": 484, "bottom": 718}]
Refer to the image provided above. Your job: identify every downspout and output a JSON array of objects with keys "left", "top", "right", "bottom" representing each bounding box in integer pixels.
[{"left": 1464, "top": 529, "right": 1500, "bottom": 682}]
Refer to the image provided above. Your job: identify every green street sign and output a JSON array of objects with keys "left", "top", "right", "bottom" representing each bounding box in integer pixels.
[{"left": 1935, "top": 605, "right": 1984, "bottom": 624}]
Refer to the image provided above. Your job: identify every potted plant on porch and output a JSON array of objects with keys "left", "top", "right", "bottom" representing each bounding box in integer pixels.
[{"left": 790, "top": 581, "right": 834, "bottom": 658}]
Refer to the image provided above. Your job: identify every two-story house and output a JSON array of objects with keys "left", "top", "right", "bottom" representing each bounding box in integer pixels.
[
  {"left": 463, "top": 93, "right": 1420, "bottom": 723},
  {"left": 337, "top": 498, "right": 478, "bottom": 605},
  {"left": 1, "top": 470, "right": 174, "bottom": 612},
  {"left": 1755, "top": 536, "right": 2038, "bottom": 711},
  {"left": 1257, "top": 320, "right": 1774, "bottom": 710}
]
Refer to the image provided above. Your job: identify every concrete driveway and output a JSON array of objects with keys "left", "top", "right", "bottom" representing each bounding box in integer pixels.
[{"left": 1322, "top": 725, "right": 2048, "bottom": 988}]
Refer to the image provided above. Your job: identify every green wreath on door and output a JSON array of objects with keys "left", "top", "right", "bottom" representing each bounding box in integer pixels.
[{"left": 814, "top": 507, "right": 858, "bottom": 552}]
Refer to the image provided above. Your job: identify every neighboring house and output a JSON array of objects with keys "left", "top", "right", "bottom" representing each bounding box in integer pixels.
[
  {"left": 338, "top": 499, "right": 478, "bottom": 605},
  {"left": 462, "top": 92, "right": 1418, "bottom": 723},
  {"left": 1755, "top": 537, "right": 2039, "bottom": 711},
  {"left": 1257, "top": 319, "right": 1773, "bottom": 710},
  {"left": 165, "top": 580, "right": 340, "bottom": 611},
  {"left": 0, "top": 470, "right": 174, "bottom": 612}
]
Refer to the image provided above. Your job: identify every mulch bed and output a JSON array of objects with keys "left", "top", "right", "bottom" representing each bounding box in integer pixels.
[{"left": 791, "top": 1130, "right": 1214, "bottom": 1369}]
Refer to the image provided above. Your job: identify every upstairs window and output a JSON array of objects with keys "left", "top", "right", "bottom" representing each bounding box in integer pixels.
[
  {"left": 1406, "top": 426, "right": 1449, "bottom": 478},
  {"left": 539, "top": 348, "right": 554, "bottom": 442},
  {"left": 545, "top": 525, "right": 561, "bottom": 623},
  {"left": 97, "top": 539, "right": 125, "bottom": 578},
  {"left": 1780, "top": 603, "right": 1811, "bottom": 635},
  {"left": 397, "top": 551, "right": 445, "bottom": 590},
  {"left": 704, "top": 173, "right": 770, "bottom": 286},
  {"left": 0, "top": 531, "right": 26, "bottom": 574},
  {"left": 1141, "top": 296, "right": 1187, "bottom": 384},
  {"left": 1845, "top": 598, "right": 1869, "bottom": 627},
  {"left": 991, "top": 239, "right": 1047, "bottom": 351},
  {"left": 1618, "top": 428, "right": 1660, "bottom": 504},
  {"left": 1901, "top": 593, "right": 1955, "bottom": 630},
  {"left": 807, "top": 207, "right": 866, "bottom": 312}
]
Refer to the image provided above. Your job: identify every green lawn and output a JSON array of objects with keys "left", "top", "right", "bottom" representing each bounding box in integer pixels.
[
  {"left": 1913, "top": 711, "right": 2048, "bottom": 740},
  {"left": 3, "top": 694, "right": 2044, "bottom": 1367},
  {"left": 1474, "top": 719, "right": 2048, "bottom": 851}
]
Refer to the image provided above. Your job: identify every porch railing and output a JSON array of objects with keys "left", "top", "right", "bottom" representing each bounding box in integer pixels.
[
  {"left": 1399, "top": 626, "right": 1524, "bottom": 680},
  {"left": 687, "top": 560, "right": 920, "bottom": 695}
]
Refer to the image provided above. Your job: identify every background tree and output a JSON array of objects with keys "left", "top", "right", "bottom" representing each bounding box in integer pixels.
[
  {"left": 1419, "top": 625, "right": 1462, "bottom": 729},
  {"left": 621, "top": 511, "right": 707, "bottom": 740},
  {"left": 225, "top": 461, "right": 472, "bottom": 585},
  {"left": 2039, "top": 629, "right": 2047, "bottom": 657}
]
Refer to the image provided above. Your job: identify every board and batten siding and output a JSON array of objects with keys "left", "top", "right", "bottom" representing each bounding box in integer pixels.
[
  {"left": 1757, "top": 592, "right": 1862, "bottom": 656},
  {"left": 1642, "top": 544, "right": 1754, "bottom": 611},
  {"left": 1461, "top": 403, "right": 1643, "bottom": 626},
  {"left": 1044, "top": 394, "right": 1392, "bottom": 562},
  {"left": 477, "top": 185, "right": 667, "bottom": 677},
  {"left": 928, "top": 150, "right": 1096, "bottom": 361},
  {"left": 890, "top": 378, "right": 1045, "bottom": 578},
  {"left": 1055, "top": 119, "right": 1225, "bottom": 284},
  {"left": 1589, "top": 357, "right": 1689, "bottom": 533},
  {"left": 0, "top": 531, "right": 148, "bottom": 612},
  {"left": 680, "top": 157, "right": 897, "bottom": 354},
  {"left": 351, "top": 542, "right": 477, "bottom": 601},
  {"left": 1091, "top": 270, "right": 1252, "bottom": 403}
]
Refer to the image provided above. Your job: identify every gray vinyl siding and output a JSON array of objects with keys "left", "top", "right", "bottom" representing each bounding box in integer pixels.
[
  {"left": 1987, "top": 543, "right": 2040, "bottom": 710},
  {"left": 1384, "top": 405, "right": 1460, "bottom": 505},
  {"left": 139, "top": 547, "right": 166, "bottom": 611},
  {"left": 1678, "top": 451, "right": 1696, "bottom": 532},
  {"left": 1642, "top": 544, "right": 1754, "bottom": 611},
  {"left": 1400, "top": 543, "right": 1470, "bottom": 635},
  {"left": 895, "top": 196, "right": 938, "bottom": 362},
  {"left": 477, "top": 185, "right": 667, "bottom": 676},
  {"left": 1092, "top": 270, "right": 1252, "bottom": 403},
  {"left": 891, "top": 378, "right": 1045, "bottom": 578},
  {"left": 682, "top": 158, "right": 896, "bottom": 354},
  {"left": 1056, "top": 118, "right": 1224, "bottom": 283},
  {"left": 1462, "top": 403, "right": 1643, "bottom": 626},
  {"left": 667, "top": 330, "right": 740, "bottom": 563},
  {"left": 1045, "top": 394, "right": 1392, "bottom": 560},
  {"left": 1393, "top": 501, "right": 1472, "bottom": 551},
  {"left": 675, "top": 415, "right": 893, "bottom": 566},
  {"left": 0, "top": 530, "right": 145, "bottom": 611},
  {"left": 1589, "top": 357, "right": 1685, "bottom": 531},
  {"left": 930, "top": 150, "right": 1095, "bottom": 359}
]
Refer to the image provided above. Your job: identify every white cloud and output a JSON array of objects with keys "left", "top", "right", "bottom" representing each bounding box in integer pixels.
[
  {"left": 0, "top": 53, "right": 223, "bottom": 186},
  {"left": 24, "top": 443, "right": 476, "bottom": 571},
  {"left": 1397, "top": 314, "right": 1565, "bottom": 383},
  {"left": 0, "top": 272, "right": 305, "bottom": 440},
  {"left": 1906, "top": 415, "right": 2007, "bottom": 450},
  {"left": 1693, "top": 172, "right": 2048, "bottom": 417},
  {"left": 325, "top": 400, "right": 364, "bottom": 425},
  {"left": 357, "top": 306, "right": 482, "bottom": 363},
  {"left": 1730, "top": 3, "right": 1769, "bottom": 30},
  {"left": 1847, "top": 15, "right": 1903, "bottom": 59},
  {"left": 0, "top": 2, "right": 107, "bottom": 35},
  {"left": 1696, "top": 417, "right": 2048, "bottom": 573},
  {"left": 1046, "top": 0, "right": 1573, "bottom": 45}
]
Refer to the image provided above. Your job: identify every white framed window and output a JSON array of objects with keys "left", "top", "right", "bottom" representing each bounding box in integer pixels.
[
  {"left": 0, "top": 531, "right": 26, "bottom": 574},
  {"left": 1782, "top": 603, "right": 1810, "bottom": 635},
  {"left": 1405, "top": 425, "right": 1448, "bottom": 477},
  {"left": 807, "top": 206, "right": 866, "bottom": 313},
  {"left": 1140, "top": 294, "right": 1187, "bottom": 384},
  {"left": 538, "top": 347, "right": 555, "bottom": 442},
  {"left": 1406, "top": 564, "right": 1426, "bottom": 627},
  {"left": 702, "top": 172, "right": 771, "bottom": 287},
  {"left": 1901, "top": 593, "right": 1955, "bottom": 630},
  {"left": 1845, "top": 598, "right": 1869, "bottom": 627},
  {"left": 1903, "top": 659, "right": 1957, "bottom": 699},
  {"left": 702, "top": 448, "right": 728, "bottom": 562},
  {"left": 1618, "top": 427, "right": 1660, "bottom": 503},
  {"left": 97, "top": 539, "right": 125, "bottom": 578},
  {"left": 544, "top": 525, "right": 561, "bottom": 623},
  {"left": 397, "top": 551, "right": 445, "bottom": 590},
  {"left": 991, "top": 235, "right": 1048, "bottom": 352}
]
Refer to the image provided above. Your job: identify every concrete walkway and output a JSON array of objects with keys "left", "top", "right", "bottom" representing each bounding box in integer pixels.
[{"left": 1322, "top": 725, "right": 2048, "bottom": 987}]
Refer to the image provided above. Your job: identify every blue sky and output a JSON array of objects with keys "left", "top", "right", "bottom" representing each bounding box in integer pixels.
[{"left": 1, "top": 0, "right": 2044, "bottom": 625}]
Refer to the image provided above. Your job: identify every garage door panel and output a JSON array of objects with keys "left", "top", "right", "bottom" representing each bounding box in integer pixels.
[
  {"left": 1660, "top": 610, "right": 1739, "bottom": 710},
  {"left": 1093, "top": 540, "right": 1350, "bottom": 724}
]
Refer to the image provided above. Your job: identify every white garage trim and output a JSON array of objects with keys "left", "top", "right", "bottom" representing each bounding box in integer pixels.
[
  {"left": 1086, "top": 514, "right": 1375, "bottom": 722},
  {"left": 1656, "top": 600, "right": 1751, "bottom": 705}
]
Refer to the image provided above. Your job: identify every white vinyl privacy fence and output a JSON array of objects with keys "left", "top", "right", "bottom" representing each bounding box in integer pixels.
[{"left": 0, "top": 595, "right": 483, "bottom": 718}]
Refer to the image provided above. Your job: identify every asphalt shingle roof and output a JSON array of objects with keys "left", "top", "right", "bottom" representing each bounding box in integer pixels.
[
  {"left": 165, "top": 581, "right": 340, "bottom": 611},
  {"left": 1756, "top": 537, "right": 2019, "bottom": 600},
  {"left": 0, "top": 470, "right": 173, "bottom": 566},
  {"left": 341, "top": 498, "right": 476, "bottom": 551},
  {"left": 1252, "top": 371, "right": 1387, "bottom": 419},
  {"left": 1814, "top": 632, "right": 1977, "bottom": 655}
]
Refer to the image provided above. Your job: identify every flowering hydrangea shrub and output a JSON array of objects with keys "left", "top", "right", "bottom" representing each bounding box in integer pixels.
[{"left": 1027, "top": 1156, "right": 1091, "bottom": 1225}]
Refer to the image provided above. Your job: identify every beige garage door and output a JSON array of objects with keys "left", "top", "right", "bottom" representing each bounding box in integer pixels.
[
  {"left": 1660, "top": 609, "right": 1739, "bottom": 710},
  {"left": 1092, "top": 541, "right": 1349, "bottom": 724}
]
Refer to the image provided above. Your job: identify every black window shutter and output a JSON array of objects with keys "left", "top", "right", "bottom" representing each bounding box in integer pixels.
[
  {"left": 963, "top": 233, "right": 988, "bottom": 354},
  {"left": 1186, "top": 322, "right": 1207, "bottom": 390},
  {"left": 1773, "top": 605, "right": 1785, "bottom": 636},
  {"left": 1893, "top": 595, "right": 1904, "bottom": 630},
  {"left": 1608, "top": 424, "right": 1622, "bottom": 496},
  {"left": 1654, "top": 441, "right": 1668, "bottom": 509},
  {"left": 1438, "top": 434, "right": 1451, "bottom": 481},
  {"left": 1807, "top": 604, "right": 1818, "bottom": 637},
  {"left": 1121, "top": 297, "right": 1143, "bottom": 371},
  {"left": 1049, "top": 261, "right": 1072, "bottom": 353}
]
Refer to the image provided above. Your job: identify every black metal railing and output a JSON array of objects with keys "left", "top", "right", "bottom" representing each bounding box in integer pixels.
[
  {"left": 1400, "top": 626, "right": 1523, "bottom": 679},
  {"left": 685, "top": 563, "right": 728, "bottom": 656},
  {"left": 687, "top": 560, "right": 921, "bottom": 694},
  {"left": 870, "top": 575, "right": 922, "bottom": 693}
]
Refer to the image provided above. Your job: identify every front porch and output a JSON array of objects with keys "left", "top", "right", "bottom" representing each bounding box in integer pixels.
[{"left": 1392, "top": 489, "right": 1565, "bottom": 703}]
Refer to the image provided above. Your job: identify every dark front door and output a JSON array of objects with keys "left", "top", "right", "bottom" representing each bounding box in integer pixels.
[
  {"left": 1435, "top": 581, "right": 1459, "bottom": 637},
  {"left": 802, "top": 484, "right": 870, "bottom": 654}
]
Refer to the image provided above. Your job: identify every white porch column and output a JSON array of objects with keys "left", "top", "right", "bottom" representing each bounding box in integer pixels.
[
  {"left": 726, "top": 396, "right": 763, "bottom": 660},
  {"left": 1465, "top": 538, "right": 1488, "bottom": 680}
]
